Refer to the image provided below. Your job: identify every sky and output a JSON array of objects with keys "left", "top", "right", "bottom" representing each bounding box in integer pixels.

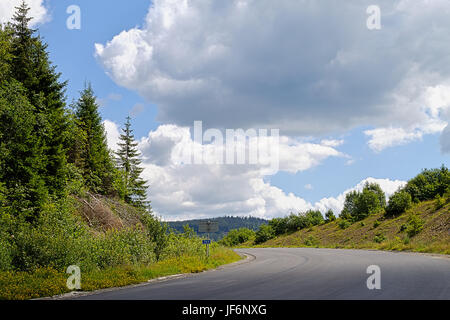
[{"left": 1, "top": 0, "right": 449, "bottom": 220}]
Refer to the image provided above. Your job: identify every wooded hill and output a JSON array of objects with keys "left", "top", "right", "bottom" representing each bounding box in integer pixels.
[{"left": 167, "top": 216, "right": 268, "bottom": 241}]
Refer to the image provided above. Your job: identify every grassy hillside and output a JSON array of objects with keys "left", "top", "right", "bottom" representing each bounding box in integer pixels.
[
  {"left": 243, "top": 200, "right": 449, "bottom": 254},
  {"left": 0, "top": 194, "right": 241, "bottom": 300}
]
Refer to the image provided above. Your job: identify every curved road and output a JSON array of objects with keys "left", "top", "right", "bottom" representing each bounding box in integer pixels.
[{"left": 76, "top": 248, "right": 450, "bottom": 300}]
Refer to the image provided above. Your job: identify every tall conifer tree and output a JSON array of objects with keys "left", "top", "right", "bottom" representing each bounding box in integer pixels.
[
  {"left": 116, "top": 116, "right": 149, "bottom": 208},
  {"left": 74, "top": 84, "right": 114, "bottom": 194},
  {"left": 9, "top": 1, "right": 68, "bottom": 195}
]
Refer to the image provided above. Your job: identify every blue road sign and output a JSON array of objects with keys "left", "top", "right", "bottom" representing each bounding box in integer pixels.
[{"left": 202, "top": 239, "right": 211, "bottom": 245}]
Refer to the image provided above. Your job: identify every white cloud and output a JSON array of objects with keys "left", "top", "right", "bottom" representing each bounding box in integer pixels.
[
  {"left": 105, "top": 122, "right": 406, "bottom": 220},
  {"left": 103, "top": 120, "right": 121, "bottom": 152},
  {"left": 364, "top": 127, "right": 424, "bottom": 152},
  {"left": 96, "top": 0, "right": 450, "bottom": 152},
  {"left": 0, "top": 0, "right": 48, "bottom": 26},
  {"left": 364, "top": 83, "right": 450, "bottom": 152},
  {"left": 304, "top": 184, "right": 313, "bottom": 190}
]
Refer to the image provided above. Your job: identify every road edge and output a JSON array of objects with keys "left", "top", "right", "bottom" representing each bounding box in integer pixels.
[{"left": 37, "top": 250, "right": 255, "bottom": 300}]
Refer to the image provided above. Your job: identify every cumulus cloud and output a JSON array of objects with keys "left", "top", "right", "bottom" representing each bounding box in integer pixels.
[
  {"left": 104, "top": 122, "right": 405, "bottom": 220},
  {"left": 0, "top": 0, "right": 48, "bottom": 26},
  {"left": 96, "top": 0, "right": 450, "bottom": 151},
  {"left": 103, "top": 120, "right": 121, "bottom": 152}
]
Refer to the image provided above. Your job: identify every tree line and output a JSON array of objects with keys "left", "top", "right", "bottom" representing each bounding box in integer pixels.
[
  {"left": 0, "top": 2, "right": 167, "bottom": 272},
  {"left": 0, "top": 2, "right": 148, "bottom": 221},
  {"left": 221, "top": 165, "right": 449, "bottom": 246}
]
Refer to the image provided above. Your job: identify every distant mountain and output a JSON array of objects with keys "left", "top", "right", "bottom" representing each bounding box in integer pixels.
[{"left": 166, "top": 216, "right": 268, "bottom": 241}]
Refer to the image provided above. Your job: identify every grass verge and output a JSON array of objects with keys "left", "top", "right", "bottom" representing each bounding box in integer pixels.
[
  {"left": 0, "top": 246, "right": 240, "bottom": 300},
  {"left": 238, "top": 200, "right": 449, "bottom": 255}
]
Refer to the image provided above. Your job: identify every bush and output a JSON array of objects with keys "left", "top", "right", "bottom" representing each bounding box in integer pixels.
[
  {"left": 220, "top": 228, "right": 255, "bottom": 247},
  {"left": 373, "top": 220, "right": 381, "bottom": 228},
  {"left": 434, "top": 194, "right": 445, "bottom": 210},
  {"left": 404, "top": 166, "right": 449, "bottom": 202},
  {"left": 385, "top": 190, "right": 412, "bottom": 216},
  {"left": 373, "top": 233, "right": 386, "bottom": 243},
  {"left": 254, "top": 224, "right": 275, "bottom": 244},
  {"left": 403, "top": 214, "right": 425, "bottom": 238},
  {"left": 305, "top": 210, "right": 325, "bottom": 226},
  {"left": 342, "top": 182, "right": 386, "bottom": 221},
  {"left": 304, "top": 235, "right": 319, "bottom": 247},
  {"left": 325, "top": 209, "right": 336, "bottom": 222},
  {"left": 338, "top": 219, "right": 351, "bottom": 230},
  {"left": 269, "top": 217, "right": 289, "bottom": 235}
]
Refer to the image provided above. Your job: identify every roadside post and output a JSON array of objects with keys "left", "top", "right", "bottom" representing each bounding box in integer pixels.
[{"left": 198, "top": 220, "right": 219, "bottom": 258}]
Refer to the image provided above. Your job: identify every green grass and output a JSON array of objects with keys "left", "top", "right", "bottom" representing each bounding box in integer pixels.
[
  {"left": 238, "top": 200, "right": 450, "bottom": 255},
  {"left": 0, "top": 246, "right": 241, "bottom": 300}
]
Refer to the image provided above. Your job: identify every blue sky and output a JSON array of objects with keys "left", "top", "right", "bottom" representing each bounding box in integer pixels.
[
  {"left": 2, "top": 0, "right": 449, "bottom": 220},
  {"left": 39, "top": 0, "right": 160, "bottom": 138}
]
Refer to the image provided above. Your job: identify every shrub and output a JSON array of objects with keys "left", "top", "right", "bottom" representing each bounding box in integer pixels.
[
  {"left": 305, "top": 210, "right": 325, "bottom": 226},
  {"left": 325, "top": 209, "right": 336, "bottom": 222},
  {"left": 373, "top": 233, "right": 386, "bottom": 243},
  {"left": 342, "top": 182, "right": 385, "bottom": 221},
  {"left": 304, "top": 235, "right": 319, "bottom": 247},
  {"left": 403, "top": 214, "right": 425, "bottom": 238},
  {"left": 434, "top": 194, "right": 445, "bottom": 210},
  {"left": 404, "top": 166, "right": 449, "bottom": 202},
  {"left": 385, "top": 190, "right": 412, "bottom": 216},
  {"left": 254, "top": 224, "right": 275, "bottom": 244},
  {"left": 373, "top": 220, "right": 381, "bottom": 228},
  {"left": 220, "top": 228, "right": 255, "bottom": 247},
  {"left": 338, "top": 219, "right": 351, "bottom": 230}
]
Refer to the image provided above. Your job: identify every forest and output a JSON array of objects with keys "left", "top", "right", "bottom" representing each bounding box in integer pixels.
[{"left": 0, "top": 3, "right": 239, "bottom": 299}]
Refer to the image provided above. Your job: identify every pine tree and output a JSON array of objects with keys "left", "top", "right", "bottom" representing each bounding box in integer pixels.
[
  {"left": 74, "top": 84, "right": 114, "bottom": 194},
  {"left": 116, "top": 116, "right": 149, "bottom": 208},
  {"left": 0, "top": 25, "right": 13, "bottom": 82},
  {"left": 0, "top": 80, "right": 47, "bottom": 221},
  {"left": 9, "top": 1, "right": 69, "bottom": 195}
]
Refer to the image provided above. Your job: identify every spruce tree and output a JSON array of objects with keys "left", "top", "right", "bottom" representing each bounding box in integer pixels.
[
  {"left": 74, "top": 84, "right": 114, "bottom": 194},
  {"left": 9, "top": 1, "right": 69, "bottom": 195},
  {"left": 0, "top": 25, "right": 13, "bottom": 82},
  {"left": 0, "top": 81, "right": 47, "bottom": 221},
  {"left": 116, "top": 116, "right": 149, "bottom": 208}
]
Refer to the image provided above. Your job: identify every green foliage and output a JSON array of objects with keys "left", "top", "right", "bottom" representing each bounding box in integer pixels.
[
  {"left": 373, "top": 220, "right": 381, "bottom": 228},
  {"left": 9, "top": 1, "right": 69, "bottom": 196},
  {"left": 219, "top": 228, "right": 255, "bottom": 246},
  {"left": 115, "top": 116, "right": 149, "bottom": 209},
  {"left": 267, "top": 210, "right": 325, "bottom": 236},
  {"left": 373, "top": 233, "right": 386, "bottom": 243},
  {"left": 0, "top": 25, "right": 13, "bottom": 82},
  {"left": 0, "top": 81, "right": 48, "bottom": 220},
  {"left": 304, "top": 235, "right": 319, "bottom": 247},
  {"left": 402, "top": 214, "right": 425, "bottom": 238},
  {"left": 325, "top": 209, "right": 336, "bottom": 222},
  {"left": 404, "top": 166, "right": 449, "bottom": 203},
  {"left": 72, "top": 85, "right": 115, "bottom": 195},
  {"left": 167, "top": 216, "right": 267, "bottom": 241},
  {"left": 434, "top": 194, "right": 445, "bottom": 210},
  {"left": 385, "top": 189, "right": 412, "bottom": 216},
  {"left": 342, "top": 182, "right": 386, "bottom": 221},
  {"left": 143, "top": 215, "right": 169, "bottom": 261},
  {"left": 254, "top": 224, "right": 275, "bottom": 244},
  {"left": 337, "top": 219, "right": 351, "bottom": 230}
]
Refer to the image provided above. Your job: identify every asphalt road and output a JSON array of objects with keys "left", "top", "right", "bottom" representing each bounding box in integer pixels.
[{"left": 75, "top": 248, "right": 450, "bottom": 300}]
